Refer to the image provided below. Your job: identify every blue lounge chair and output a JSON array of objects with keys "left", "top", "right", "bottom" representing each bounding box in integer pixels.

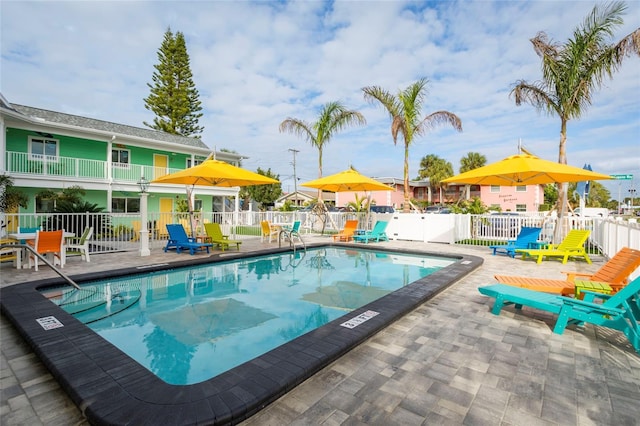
[
  {"left": 353, "top": 221, "right": 389, "bottom": 244},
  {"left": 489, "top": 226, "right": 542, "bottom": 258},
  {"left": 478, "top": 277, "right": 640, "bottom": 354},
  {"left": 164, "top": 223, "right": 213, "bottom": 255}
]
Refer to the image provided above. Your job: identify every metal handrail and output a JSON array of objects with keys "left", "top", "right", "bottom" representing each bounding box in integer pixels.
[
  {"left": 1, "top": 243, "right": 80, "bottom": 290},
  {"left": 278, "top": 229, "right": 306, "bottom": 256}
]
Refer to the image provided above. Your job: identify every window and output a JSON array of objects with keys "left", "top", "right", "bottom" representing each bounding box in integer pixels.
[
  {"left": 516, "top": 204, "right": 527, "bottom": 212},
  {"left": 112, "top": 197, "right": 140, "bottom": 213},
  {"left": 516, "top": 186, "right": 527, "bottom": 192},
  {"left": 193, "top": 199, "right": 203, "bottom": 211},
  {"left": 490, "top": 185, "right": 500, "bottom": 193},
  {"left": 29, "top": 136, "right": 58, "bottom": 159},
  {"left": 112, "top": 149, "right": 130, "bottom": 166},
  {"left": 36, "top": 196, "right": 55, "bottom": 213},
  {"left": 187, "top": 158, "right": 205, "bottom": 168}
]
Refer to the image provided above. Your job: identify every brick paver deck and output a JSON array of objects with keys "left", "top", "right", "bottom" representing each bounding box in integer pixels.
[{"left": 2, "top": 237, "right": 638, "bottom": 425}]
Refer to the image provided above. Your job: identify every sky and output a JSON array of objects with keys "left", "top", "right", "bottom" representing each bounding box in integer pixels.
[{"left": 2, "top": 0, "right": 639, "bottom": 202}]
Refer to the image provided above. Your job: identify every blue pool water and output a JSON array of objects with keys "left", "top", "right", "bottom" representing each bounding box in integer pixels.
[{"left": 45, "top": 247, "right": 454, "bottom": 385}]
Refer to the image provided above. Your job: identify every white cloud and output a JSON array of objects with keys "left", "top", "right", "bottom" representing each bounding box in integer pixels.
[{"left": 1, "top": 0, "right": 638, "bottom": 200}]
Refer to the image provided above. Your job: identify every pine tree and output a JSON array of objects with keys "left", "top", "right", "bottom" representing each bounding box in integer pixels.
[{"left": 144, "top": 28, "right": 204, "bottom": 137}]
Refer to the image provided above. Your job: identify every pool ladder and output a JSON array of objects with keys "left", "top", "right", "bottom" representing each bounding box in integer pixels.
[
  {"left": 0, "top": 243, "right": 80, "bottom": 290},
  {"left": 278, "top": 228, "right": 306, "bottom": 256}
]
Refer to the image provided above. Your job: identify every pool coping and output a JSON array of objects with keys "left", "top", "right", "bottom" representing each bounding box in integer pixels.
[{"left": 0, "top": 243, "right": 483, "bottom": 425}]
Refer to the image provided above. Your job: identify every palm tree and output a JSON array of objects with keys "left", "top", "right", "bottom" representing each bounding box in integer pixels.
[
  {"left": 362, "top": 78, "right": 462, "bottom": 212},
  {"left": 417, "top": 154, "right": 454, "bottom": 205},
  {"left": 459, "top": 152, "right": 487, "bottom": 200},
  {"left": 279, "top": 101, "right": 366, "bottom": 201},
  {"left": 511, "top": 1, "right": 639, "bottom": 227}
]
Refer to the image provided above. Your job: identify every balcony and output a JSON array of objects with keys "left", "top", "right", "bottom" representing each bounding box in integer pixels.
[{"left": 6, "top": 151, "right": 180, "bottom": 185}]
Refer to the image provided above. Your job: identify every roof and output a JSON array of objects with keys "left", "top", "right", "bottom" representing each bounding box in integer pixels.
[
  {"left": 8, "top": 103, "right": 210, "bottom": 150},
  {"left": 374, "top": 177, "right": 431, "bottom": 187}
]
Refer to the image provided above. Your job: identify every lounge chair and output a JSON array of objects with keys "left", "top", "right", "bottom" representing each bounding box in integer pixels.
[
  {"left": 353, "top": 221, "right": 389, "bottom": 244},
  {"left": 203, "top": 223, "right": 242, "bottom": 251},
  {"left": 66, "top": 226, "right": 93, "bottom": 262},
  {"left": 260, "top": 220, "right": 280, "bottom": 243},
  {"left": 515, "top": 229, "right": 591, "bottom": 264},
  {"left": 495, "top": 247, "right": 640, "bottom": 296},
  {"left": 164, "top": 224, "right": 213, "bottom": 255},
  {"left": 489, "top": 226, "right": 542, "bottom": 258},
  {"left": 333, "top": 220, "right": 359, "bottom": 242},
  {"left": 477, "top": 277, "right": 640, "bottom": 354}
]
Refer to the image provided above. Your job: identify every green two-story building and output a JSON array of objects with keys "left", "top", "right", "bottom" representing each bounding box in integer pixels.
[{"left": 1, "top": 93, "right": 245, "bottom": 230}]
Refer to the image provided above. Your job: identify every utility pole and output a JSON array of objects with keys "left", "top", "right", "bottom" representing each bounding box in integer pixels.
[{"left": 288, "top": 149, "right": 299, "bottom": 206}]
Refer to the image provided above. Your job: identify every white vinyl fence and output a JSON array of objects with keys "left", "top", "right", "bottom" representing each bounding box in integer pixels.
[{"left": 2, "top": 212, "right": 638, "bottom": 264}]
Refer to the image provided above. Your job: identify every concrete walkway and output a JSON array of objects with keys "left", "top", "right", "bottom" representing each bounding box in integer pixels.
[{"left": 1, "top": 237, "right": 639, "bottom": 425}]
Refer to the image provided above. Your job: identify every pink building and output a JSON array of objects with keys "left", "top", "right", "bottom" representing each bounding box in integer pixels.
[
  {"left": 334, "top": 177, "right": 544, "bottom": 212},
  {"left": 479, "top": 184, "right": 544, "bottom": 212}
]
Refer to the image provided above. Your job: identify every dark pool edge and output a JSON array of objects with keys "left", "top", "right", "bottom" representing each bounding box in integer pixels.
[{"left": 0, "top": 244, "right": 483, "bottom": 425}]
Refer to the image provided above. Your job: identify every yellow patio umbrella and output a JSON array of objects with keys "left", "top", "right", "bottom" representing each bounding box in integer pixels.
[
  {"left": 152, "top": 159, "right": 279, "bottom": 187},
  {"left": 301, "top": 168, "right": 394, "bottom": 231},
  {"left": 300, "top": 168, "right": 394, "bottom": 192},
  {"left": 440, "top": 154, "right": 613, "bottom": 186},
  {"left": 152, "top": 159, "right": 279, "bottom": 236}
]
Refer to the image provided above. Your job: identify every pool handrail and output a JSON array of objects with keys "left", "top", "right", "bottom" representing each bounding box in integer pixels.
[{"left": 0, "top": 242, "right": 80, "bottom": 290}]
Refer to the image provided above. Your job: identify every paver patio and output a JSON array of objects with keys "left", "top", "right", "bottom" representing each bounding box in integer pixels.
[{"left": 1, "top": 237, "right": 638, "bottom": 425}]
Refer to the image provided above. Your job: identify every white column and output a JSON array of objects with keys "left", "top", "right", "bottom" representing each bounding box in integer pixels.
[{"left": 139, "top": 192, "right": 150, "bottom": 256}]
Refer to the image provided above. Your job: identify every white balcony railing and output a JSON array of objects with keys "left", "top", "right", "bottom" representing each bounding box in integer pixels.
[{"left": 5, "top": 151, "right": 180, "bottom": 184}]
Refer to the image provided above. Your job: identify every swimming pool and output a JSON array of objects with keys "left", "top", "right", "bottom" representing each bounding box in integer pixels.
[
  {"left": 43, "top": 247, "right": 454, "bottom": 385},
  {"left": 1, "top": 243, "right": 482, "bottom": 425}
]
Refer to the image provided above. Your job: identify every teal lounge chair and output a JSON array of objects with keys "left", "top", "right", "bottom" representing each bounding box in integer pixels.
[
  {"left": 489, "top": 226, "right": 542, "bottom": 258},
  {"left": 478, "top": 277, "right": 640, "bottom": 353},
  {"left": 353, "top": 221, "right": 389, "bottom": 244},
  {"left": 164, "top": 223, "right": 213, "bottom": 255},
  {"left": 281, "top": 221, "right": 302, "bottom": 243}
]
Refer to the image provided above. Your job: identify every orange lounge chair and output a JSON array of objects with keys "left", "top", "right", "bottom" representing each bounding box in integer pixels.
[
  {"left": 333, "top": 220, "right": 359, "bottom": 242},
  {"left": 495, "top": 246, "right": 640, "bottom": 296}
]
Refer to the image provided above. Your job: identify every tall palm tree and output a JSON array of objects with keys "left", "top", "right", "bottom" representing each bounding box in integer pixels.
[
  {"left": 459, "top": 152, "right": 487, "bottom": 200},
  {"left": 279, "top": 101, "right": 366, "bottom": 200},
  {"left": 363, "top": 78, "right": 462, "bottom": 212},
  {"left": 511, "top": 1, "right": 639, "bottom": 228}
]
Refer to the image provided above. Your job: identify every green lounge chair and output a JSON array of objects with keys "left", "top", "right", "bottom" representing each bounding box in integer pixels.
[
  {"left": 353, "top": 221, "right": 389, "bottom": 244},
  {"left": 489, "top": 226, "right": 542, "bottom": 258},
  {"left": 204, "top": 223, "right": 242, "bottom": 251},
  {"left": 164, "top": 224, "right": 212, "bottom": 255},
  {"left": 515, "top": 229, "right": 592, "bottom": 264},
  {"left": 280, "top": 221, "right": 302, "bottom": 243},
  {"left": 478, "top": 277, "right": 640, "bottom": 354}
]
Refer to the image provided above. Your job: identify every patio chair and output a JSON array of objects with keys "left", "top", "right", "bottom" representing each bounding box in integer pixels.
[
  {"left": 280, "top": 221, "right": 302, "bottom": 244},
  {"left": 515, "top": 229, "right": 591, "bottom": 264},
  {"left": 203, "top": 223, "right": 242, "bottom": 251},
  {"left": 17, "top": 226, "right": 40, "bottom": 244},
  {"left": 353, "top": 221, "right": 389, "bottom": 244},
  {"left": 27, "top": 229, "right": 65, "bottom": 271},
  {"left": 164, "top": 224, "right": 213, "bottom": 255},
  {"left": 0, "top": 238, "right": 21, "bottom": 268},
  {"left": 66, "top": 226, "right": 93, "bottom": 262},
  {"left": 489, "top": 226, "right": 542, "bottom": 258},
  {"left": 495, "top": 247, "right": 640, "bottom": 296},
  {"left": 260, "top": 220, "right": 280, "bottom": 243},
  {"left": 333, "top": 220, "right": 359, "bottom": 242},
  {"left": 477, "top": 277, "right": 640, "bottom": 354}
]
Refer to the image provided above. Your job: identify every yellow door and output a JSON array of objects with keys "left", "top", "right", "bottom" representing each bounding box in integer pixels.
[
  {"left": 153, "top": 154, "right": 169, "bottom": 179},
  {"left": 157, "top": 198, "right": 174, "bottom": 238}
]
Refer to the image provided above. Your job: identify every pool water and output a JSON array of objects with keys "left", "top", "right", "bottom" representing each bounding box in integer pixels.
[{"left": 44, "top": 247, "right": 454, "bottom": 385}]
